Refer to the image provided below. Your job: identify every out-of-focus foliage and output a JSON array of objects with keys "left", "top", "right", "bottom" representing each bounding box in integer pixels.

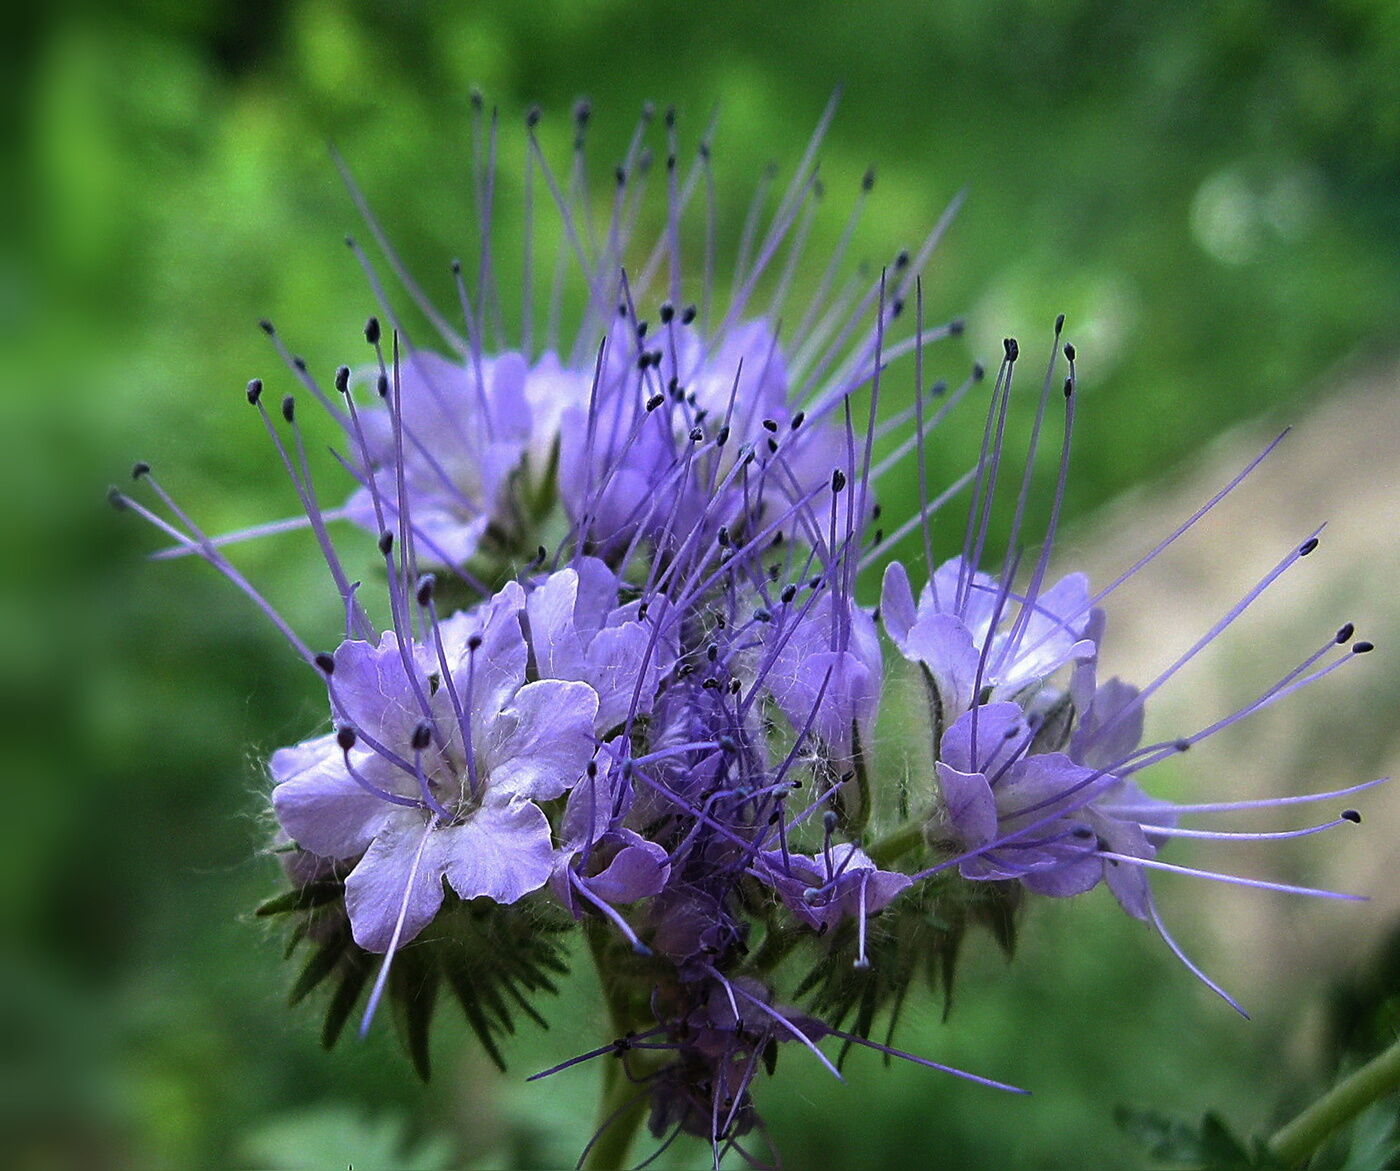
[{"left": 4, "top": 2, "right": 1399, "bottom": 1168}]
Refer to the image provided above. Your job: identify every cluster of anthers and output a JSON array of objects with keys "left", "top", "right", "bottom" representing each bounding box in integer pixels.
[{"left": 112, "top": 96, "right": 1381, "bottom": 1169}]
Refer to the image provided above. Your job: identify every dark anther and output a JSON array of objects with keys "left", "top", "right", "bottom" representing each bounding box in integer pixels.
[
  {"left": 1073, "top": 825, "right": 1094, "bottom": 838},
  {"left": 871, "top": 503, "right": 882, "bottom": 520},
  {"left": 822, "top": 810, "right": 839, "bottom": 833},
  {"left": 470, "top": 89, "right": 484, "bottom": 111},
  {"left": 131, "top": 461, "right": 150, "bottom": 480},
  {"left": 762, "top": 418, "right": 778, "bottom": 433},
  {"left": 693, "top": 408, "right": 707, "bottom": 424},
  {"left": 699, "top": 140, "right": 711, "bottom": 159},
  {"left": 1064, "top": 377, "right": 1074, "bottom": 398},
  {"left": 526, "top": 105, "right": 542, "bottom": 128},
  {"left": 781, "top": 584, "right": 797, "bottom": 604},
  {"left": 617, "top": 301, "right": 628, "bottom": 317},
  {"left": 862, "top": 166, "right": 876, "bottom": 192},
  {"left": 891, "top": 297, "right": 905, "bottom": 318},
  {"left": 666, "top": 153, "right": 677, "bottom": 172},
  {"left": 767, "top": 437, "right": 779, "bottom": 454},
  {"left": 664, "top": 105, "right": 676, "bottom": 128},
  {"left": 467, "top": 633, "right": 483, "bottom": 651},
  {"left": 791, "top": 411, "right": 805, "bottom": 430},
  {"left": 451, "top": 258, "right": 462, "bottom": 274},
  {"left": 637, "top": 602, "right": 649, "bottom": 620},
  {"left": 574, "top": 98, "right": 591, "bottom": 125},
  {"left": 334, "top": 366, "right": 350, "bottom": 394},
  {"left": 1353, "top": 641, "right": 1375, "bottom": 654},
  {"left": 706, "top": 643, "right": 719, "bottom": 662},
  {"left": 831, "top": 469, "right": 847, "bottom": 493},
  {"left": 586, "top": 759, "right": 598, "bottom": 778},
  {"left": 728, "top": 678, "right": 741, "bottom": 693},
  {"left": 614, "top": 165, "right": 627, "bottom": 187},
  {"left": 702, "top": 677, "right": 720, "bottom": 690},
  {"left": 1174, "top": 738, "right": 1192, "bottom": 752},
  {"left": 636, "top": 321, "right": 649, "bottom": 340},
  {"left": 635, "top": 352, "right": 651, "bottom": 371},
  {"left": 668, "top": 376, "right": 682, "bottom": 398},
  {"left": 281, "top": 395, "right": 295, "bottom": 423},
  {"left": 659, "top": 302, "right": 675, "bottom": 324},
  {"left": 1342, "top": 809, "right": 1362, "bottom": 823},
  {"left": 1055, "top": 313, "right": 1066, "bottom": 334},
  {"left": 1336, "top": 622, "right": 1355, "bottom": 644},
  {"left": 689, "top": 426, "right": 705, "bottom": 443},
  {"left": 107, "top": 486, "right": 127, "bottom": 511},
  {"left": 646, "top": 393, "right": 665, "bottom": 412},
  {"left": 376, "top": 374, "right": 390, "bottom": 397},
  {"left": 681, "top": 304, "right": 697, "bottom": 325},
  {"left": 336, "top": 726, "right": 357, "bottom": 751},
  {"left": 771, "top": 530, "right": 785, "bottom": 548},
  {"left": 648, "top": 348, "right": 662, "bottom": 366},
  {"left": 416, "top": 576, "right": 436, "bottom": 607},
  {"left": 1299, "top": 537, "right": 1320, "bottom": 556},
  {"left": 719, "top": 736, "right": 737, "bottom": 754},
  {"left": 894, "top": 249, "right": 910, "bottom": 270},
  {"left": 411, "top": 722, "right": 432, "bottom": 751},
  {"left": 717, "top": 526, "right": 731, "bottom": 547},
  {"left": 378, "top": 530, "right": 394, "bottom": 555},
  {"left": 364, "top": 316, "right": 381, "bottom": 345},
  {"left": 291, "top": 355, "right": 307, "bottom": 372},
  {"left": 873, "top": 528, "right": 884, "bottom": 545},
  {"left": 259, "top": 319, "right": 275, "bottom": 335},
  {"left": 315, "top": 652, "right": 336, "bottom": 675},
  {"left": 972, "top": 362, "right": 986, "bottom": 381},
  {"left": 1063, "top": 342, "right": 1076, "bottom": 362},
  {"left": 1003, "top": 337, "right": 1019, "bottom": 362},
  {"left": 246, "top": 378, "right": 264, "bottom": 405},
  {"left": 949, "top": 318, "right": 965, "bottom": 336}
]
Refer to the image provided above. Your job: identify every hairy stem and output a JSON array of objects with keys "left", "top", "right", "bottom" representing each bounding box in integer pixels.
[
  {"left": 867, "top": 818, "right": 925, "bottom": 868},
  {"left": 1268, "top": 1034, "right": 1400, "bottom": 1168}
]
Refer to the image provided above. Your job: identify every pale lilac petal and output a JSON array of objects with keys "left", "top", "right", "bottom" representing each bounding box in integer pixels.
[
  {"left": 880, "top": 560, "right": 918, "bottom": 649},
  {"left": 343, "top": 812, "right": 447, "bottom": 952},
  {"left": 939, "top": 703, "right": 1027, "bottom": 776},
  {"left": 1073, "top": 677, "right": 1144, "bottom": 771},
  {"left": 271, "top": 736, "right": 396, "bottom": 860},
  {"left": 903, "top": 612, "right": 981, "bottom": 718},
  {"left": 331, "top": 633, "right": 433, "bottom": 747},
  {"left": 481, "top": 679, "right": 599, "bottom": 801},
  {"left": 440, "top": 799, "right": 556, "bottom": 905},
  {"left": 935, "top": 763, "right": 998, "bottom": 848}
]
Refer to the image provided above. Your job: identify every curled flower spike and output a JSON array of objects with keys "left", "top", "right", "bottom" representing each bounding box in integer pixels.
[{"left": 115, "top": 95, "right": 1382, "bottom": 1169}]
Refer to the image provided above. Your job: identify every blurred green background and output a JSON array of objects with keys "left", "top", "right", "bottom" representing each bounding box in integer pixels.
[{"left": 5, "top": 1, "right": 1400, "bottom": 1167}]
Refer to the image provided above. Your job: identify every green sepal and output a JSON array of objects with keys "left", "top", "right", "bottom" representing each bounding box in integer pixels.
[{"left": 256, "top": 882, "right": 342, "bottom": 917}]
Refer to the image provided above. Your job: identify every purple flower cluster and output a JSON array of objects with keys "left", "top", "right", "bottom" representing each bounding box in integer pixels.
[{"left": 114, "top": 98, "right": 1380, "bottom": 1167}]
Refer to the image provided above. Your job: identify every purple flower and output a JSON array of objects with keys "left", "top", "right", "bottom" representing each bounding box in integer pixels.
[
  {"left": 271, "top": 585, "right": 599, "bottom": 952},
  {"left": 344, "top": 348, "right": 590, "bottom": 566},
  {"left": 755, "top": 843, "right": 912, "bottom": 934},
  {"left": 882, "top": 555, "right": 1095, "bottom": 722},
  {"left": 523, "top": 558, "right": 677, "bottom": 733},
  {"left": 758, "top": 588, "right": 882, "bottom": 766}
]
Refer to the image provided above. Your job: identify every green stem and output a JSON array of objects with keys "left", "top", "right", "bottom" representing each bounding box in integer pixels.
[
  {"left": 582, "top": 921, "right": 648, "bottom": 1170},
  {"left": 582, "top": 1066, "right": 649, "bottom": 1171},
  {"left": 867, "top": 818, "right": 924, "bottom": 869},
  {"left": 1268, "top": 1034, "right": 1400, "bottom": 1168}
]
